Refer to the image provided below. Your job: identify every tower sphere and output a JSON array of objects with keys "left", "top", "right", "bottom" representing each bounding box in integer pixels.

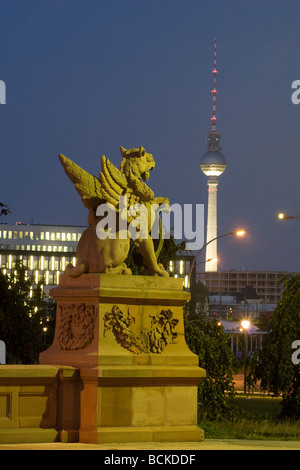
[{"left": 200, "top": 150, "right": 226, "bottom": 177}]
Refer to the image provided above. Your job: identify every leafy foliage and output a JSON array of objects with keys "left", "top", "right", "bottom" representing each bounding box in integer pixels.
[
  {"left": 185, "top": 312, "right": 241, "bottom": 421},
  {"left": 0, "top": 260, "right": 55, "bottom": 364},
  {"left": 0, "top": 202, "right": 10, "bottom": 217},
  {"left": 125, "top": 234, "right": 186, "bottom": 274},
  {"left": 247, "top": 274, "right": 300, "bottom": 418}
]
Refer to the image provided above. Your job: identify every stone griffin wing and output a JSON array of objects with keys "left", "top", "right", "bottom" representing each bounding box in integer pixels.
[
  {"left": 58, "top": 153, "right": 140, "bottom": 213},
  {"left": 99, "top": 155, "right": 141, "bottom": 207},
  {"left": 59, "top": 154, "right": 104, "bottom": 211}
]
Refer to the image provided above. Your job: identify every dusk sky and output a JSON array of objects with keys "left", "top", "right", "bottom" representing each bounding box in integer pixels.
[{"left": 0, "top": 0, "right": 299, "bottom": 273}]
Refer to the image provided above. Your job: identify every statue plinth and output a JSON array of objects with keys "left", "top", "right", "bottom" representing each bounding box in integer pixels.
[{"left": 40, "top": 274, "right": 206, "bottom": 444}]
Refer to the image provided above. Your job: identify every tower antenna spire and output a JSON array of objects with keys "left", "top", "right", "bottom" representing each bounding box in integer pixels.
[{"left": 211, "top": 37, "right": 217, "bottom": 131}]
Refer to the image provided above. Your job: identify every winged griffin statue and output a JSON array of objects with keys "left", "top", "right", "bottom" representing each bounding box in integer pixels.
[{"left": 59, "top": 146, "right": 170, "bottom": 277}]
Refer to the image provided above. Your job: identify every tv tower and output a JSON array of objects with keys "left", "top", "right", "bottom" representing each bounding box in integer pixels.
[{"left": 200, "top": 38, "right": 226, "bottom": 272}]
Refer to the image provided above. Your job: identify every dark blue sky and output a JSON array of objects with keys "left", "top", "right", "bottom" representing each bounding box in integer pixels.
[{"left": 0, "top": 0, "right": 299, "bottom": 272}]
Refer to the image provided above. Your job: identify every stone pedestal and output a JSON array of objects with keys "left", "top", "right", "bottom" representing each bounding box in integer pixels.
[{"left": 39, "top": 274, "right": 206, "bottom": 444}]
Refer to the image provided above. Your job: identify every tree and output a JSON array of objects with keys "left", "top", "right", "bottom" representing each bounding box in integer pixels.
[
  {"left": 247, "top": 274, "right": 300, "bottom": 418},
  {"left": 0, "top": 202, "right": 10, "bottom": 217},
  {"left": 125, "top": 234, "right": 186, "bottom": 275},
  {"left": 0, "top": 260, "right": 54, "bottom": 363},
  {"left": 185, "top": 312, "right": 240, "bottom": 421}
]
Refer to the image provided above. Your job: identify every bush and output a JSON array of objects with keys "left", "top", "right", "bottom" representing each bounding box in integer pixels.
[{"left": 185, "top": 316, "right": 241, "bottom": 421}]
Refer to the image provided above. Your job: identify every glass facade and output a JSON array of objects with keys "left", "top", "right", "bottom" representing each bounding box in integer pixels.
[{"left": 0, "top": 223, "right": 86, "bottom": 292}]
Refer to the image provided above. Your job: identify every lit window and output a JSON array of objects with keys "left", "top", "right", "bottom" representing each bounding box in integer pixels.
[
  {"left": 169, "top": 261, "right": 174, "bottom": 272},
  {"left": 30, "top": 256, "right": 34, "bottom": 270},
  {"left": 67, "top": 233, "right": 71, "bottom": 241},
  {"left": 56, "top": 232, "right": 61, "bottom": 240},
  {"left": 8, "top": 255, "right": 12, "bottom": 269},
  {"left": 63, "top": 246, "right": 68, "bottom": 252},
  {"left": 78, "top": 233, "right": 82, "bottom": 241},
  {"left": 51, "top": 233, "right": 55, "bottom": 241},
  {"left": 179, "top": 260, "right": 184, "bottom": 275},
  {"left": 26, "top": 245, "right": 31, "bottom": 251},
  {"left": 72, "top": 233, "right": 77, "bottom": 241},
  {"left": 3, "top": 231, "right": 7, "bottom": 239},
  {"left": 30, "top": 232, "right": 34, "bottom": 240},
  {"left": 40, "top": 232, "right": 45, "bottom": 240},
  {"left": 45, "top": 271, "right": 49, "bottom": 285},
  {"left": 19, "top": 231, "right": 23, "bottom": 239},
  {"left": 61, "top": 233, "right": 66, "bottom": 241},
  {"left": 8, "top": 231, "right": 12, "bottom": 239},
  {"left": 13, "top": 231, "right": 18, "bottom": 239},
  {"left": 53, "top": 246, "right": 57, "bottom": 252},
  {"left": 45, "top": 232, "right": 50, "bottom": 240}
]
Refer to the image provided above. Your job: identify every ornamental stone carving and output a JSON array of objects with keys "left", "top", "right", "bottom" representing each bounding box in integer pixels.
[
  {"left": 103, "top": 305, "right": 178, "bottom": 354},
  {"left": 58, "top": 303, "right": 97, "bottom": 350}
]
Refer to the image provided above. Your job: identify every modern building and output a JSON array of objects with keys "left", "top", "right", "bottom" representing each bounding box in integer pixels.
[
  {"left": 0, "top": 223, "right": 86, "bottom": 293},
  {"left": 198, "top": 270, "right": 298, "bottom": 319},
  {"left": 200, "top": 38, "right": 226, "bottom": 272}
]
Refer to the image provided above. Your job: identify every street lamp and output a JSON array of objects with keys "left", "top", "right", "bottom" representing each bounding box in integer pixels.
[
  {"left": 43, "top": 326, "right": 48, "bottom": 344},
  {"left": 241, "top": 319, "right": 250, "bottom": 394},
  {"left": 278, "top": 213, "right": 300, "bottom": 220},
  {"left": 187, "top": 230, "right": 245, "bottom": 287}
]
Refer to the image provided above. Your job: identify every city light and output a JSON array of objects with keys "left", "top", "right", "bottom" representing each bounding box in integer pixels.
[
  {"left": 241, "top": 320, "right": 250, "bottom": 330},
  {"left": 278, "top": 213, "right": 300, "bottom": 220},
  {"left": 187, "top": 229, "right": 246, "bottom": 287}
]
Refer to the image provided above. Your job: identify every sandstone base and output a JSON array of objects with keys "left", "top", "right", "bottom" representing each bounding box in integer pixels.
[{"left": 1, "top": 274, "right": 205, "bottom": 444}]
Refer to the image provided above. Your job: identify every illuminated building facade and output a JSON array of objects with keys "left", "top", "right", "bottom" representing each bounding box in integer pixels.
[{"left": 0, "top": 223, "right": 86, "bottom": 292}]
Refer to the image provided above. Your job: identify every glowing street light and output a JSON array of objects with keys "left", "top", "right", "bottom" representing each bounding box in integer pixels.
[
  {"left": 241, "top": 320, "right": 250, "bottom": 330},
  {"left": 187, "top": 230, "right": 246, "bottom": 288},
  {"left": 241, "top": 319, "right": 250, "bottom": 394},
  {"left": 278, "top": 213, "right": 300, "bottom": 220}
]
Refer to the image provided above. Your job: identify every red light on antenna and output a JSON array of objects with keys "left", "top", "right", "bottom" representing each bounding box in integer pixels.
[{"left": 212, "top": 69, "right": 218, "bottom": 73}]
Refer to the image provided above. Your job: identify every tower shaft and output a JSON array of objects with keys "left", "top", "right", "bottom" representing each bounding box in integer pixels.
[{"left": 205, "top": 176, "right": 218, "bottom": 272}]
